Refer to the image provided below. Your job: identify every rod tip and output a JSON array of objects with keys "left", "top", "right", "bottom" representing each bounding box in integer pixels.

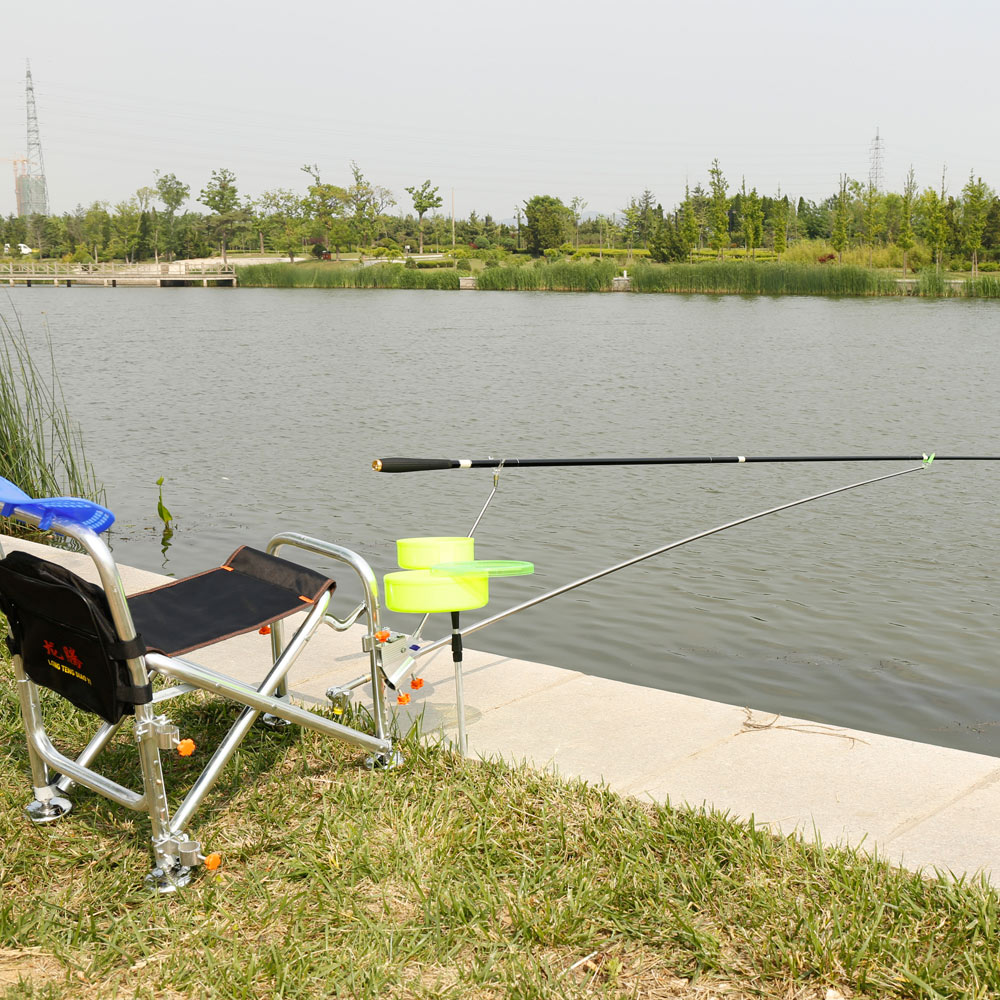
[{"left": 372, "top": 459, "right": 383, "bottom": 472}]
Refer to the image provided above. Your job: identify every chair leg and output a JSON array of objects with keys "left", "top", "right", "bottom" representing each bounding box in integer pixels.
[
  {"left": 131, "top": 699, "right": 196, "bottom": 891},
  {"left": 12, "top": 657, "right": 73, "bottom": 823},
  {"left": 261, "top": 619, "right": 293, "bottom": 728}
]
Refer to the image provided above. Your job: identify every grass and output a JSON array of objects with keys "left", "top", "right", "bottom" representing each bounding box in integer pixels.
[
  {"left": 476, "top": 261, "right": 619, "bottom": 292},
  {"left": 238, "top": 258, "right": 1000, "bottom": 300},
  {"left": 630, "top": 262, "right": 901, "bottom": 297},
  {"left": 1, "top": 654, "right": 998, "bottom": 999},
  {"left": 237, "top": 263, "right": 459, "bottom": 290},
  {"left": 0, "top": 306, "right": 104, "bottom": 515}
]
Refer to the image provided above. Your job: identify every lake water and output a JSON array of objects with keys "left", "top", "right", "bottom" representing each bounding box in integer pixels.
[{"left": 3, "top": 286, "right": 999, "bottom": 754}]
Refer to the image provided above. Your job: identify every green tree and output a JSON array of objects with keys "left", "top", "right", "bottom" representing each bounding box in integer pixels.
[
  {"left": 404, "top": 180, "right": 442, "bottom": 254},
  {"left": 915, "top": 170, "right": 949, "bottom": 275},
  {"left": 679, "top": 187, "right": 699, "bottom": 262},
  {"left": 595, "top": 213, "right": 618, "bottom": 256},
  {"left": 154, "top": 171, "right": 189, "bottom": 261},
  {"left": 739, "top": 182, "right": 763, "bottom": 260},
  {"left": 197, "top": 168, "right": 240, "bottom": 263},
  {"left": 81, "top": 202, "right": 110, "bottom": 262},
  {"left": 772, "top": 197, "right": 788, "bottom": 260},
  {"left": 301, "top": 164, "right": 350, "bottom": 257},
  {"left": 569, "top": 196, "right": 588, "bottom": 248},
  {"left": 522, "top": 195, "right": 572, "bottom": 254},
  {"left": 347, "top": 162, "right": 395, "bottom": 251},
  {"left": 960, "top": 171, "right": 992, "bottom": 277},
  {"left": 636, "top": 189, "right": 656, "bottom": 248},
  {"left": 707, "top": 160, "right": 729, "bottom": 260},
  {"left": 256, "top": 188, "right": 307, "bottom": 260},
  {"left": 107, "top": 198, "right": 142, "bottom": 262},
  {"left": 830, "top": 177, "right": 850, "bottom": 263},
  {"left": 861, "top": 181, "right": 884, "bottom": 268},
  {"left": 648, "top": 215, "right": 685, "bottom": 262},
  {"left": 897, "top": 167, "right": 916, "bottom": 277},
  {"left": 621, "top": 199, "right": 642, "bottom": 258}
]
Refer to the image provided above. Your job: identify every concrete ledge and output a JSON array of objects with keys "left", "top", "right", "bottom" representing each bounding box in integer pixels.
[{"left": 3, "top": 533, "right": 999, "bottom": 884}]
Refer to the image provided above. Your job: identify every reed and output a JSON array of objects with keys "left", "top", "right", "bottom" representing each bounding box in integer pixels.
[
  {"left": 0, "top": 308, "right": 104, "bottom": 511},
  {"left": 967, "top": 275, "right": 1000, "bottom": 298},
  {"left": 916, "top": 270, "right": 950, "bottom": 297},
  {"left": 237, "top": 263, "right": 459, "bottom": 290},
  {"left": 476, "top": 260, "right": 618, "bottom": 291},
  {"left": 630, "top": 261, "right": 900, "bottom": 296}
]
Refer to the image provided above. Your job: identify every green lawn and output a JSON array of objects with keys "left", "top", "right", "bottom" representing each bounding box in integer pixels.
[{"left": 1, "top": 648, "right": 998, "bottom": 998}]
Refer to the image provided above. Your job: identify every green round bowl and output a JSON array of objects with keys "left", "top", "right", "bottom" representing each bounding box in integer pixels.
[
  {"left": 384, "top": 569, "right": 489, "bottom": 614},
  {"left": 396, "top": 536, "right": 474, "bottom": 570}
]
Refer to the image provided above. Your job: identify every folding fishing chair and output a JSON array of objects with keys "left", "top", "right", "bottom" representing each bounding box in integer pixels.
[{"left": 0, "top": 478, "right": 397, "bottom": 891}]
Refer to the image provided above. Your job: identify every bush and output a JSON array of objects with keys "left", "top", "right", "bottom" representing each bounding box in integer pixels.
[
  {"left": 404, "top": 258, "right": 417, "bottom": 269},
  {"left": 978, "top": 261, "right": 999, "bottom": 272},
  {"left": 456, "top": 259, "right": 472, "bottom": 272}
]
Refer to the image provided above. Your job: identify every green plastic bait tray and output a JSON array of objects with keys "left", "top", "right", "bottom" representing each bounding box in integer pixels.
[
  {"left": 431, "top": 560, "right": 534, "bottom": 578},
  {"left": 384, "top": 569, "right": 489, "bottom": 614},
  {"left": 395, "top": 536, "right": 474, "bottom": 570}
]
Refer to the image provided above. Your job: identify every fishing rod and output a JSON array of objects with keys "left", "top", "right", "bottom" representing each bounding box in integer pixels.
[
  {"left": 373, "top": 452, "right": 998, "bottom": 473},
  {"left": 382, "top": 461, "right": 929, "bottom": 689}
]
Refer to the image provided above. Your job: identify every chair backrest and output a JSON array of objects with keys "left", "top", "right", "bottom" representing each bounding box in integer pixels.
[{"left": 0, "top": 550, "right": 151, "bottom": 724}]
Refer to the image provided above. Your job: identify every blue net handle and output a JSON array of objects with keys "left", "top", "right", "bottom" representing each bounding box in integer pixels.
[{"left": 0, "top": 476, "right": 115, "bottom": 534}]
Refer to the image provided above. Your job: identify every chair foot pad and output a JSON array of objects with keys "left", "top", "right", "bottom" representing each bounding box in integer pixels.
[{"left": 25, "top": 795, "right": 72, "bottom": 824}]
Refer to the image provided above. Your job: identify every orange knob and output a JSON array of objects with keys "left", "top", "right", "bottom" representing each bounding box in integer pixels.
[
  {"left": 410, "top": 677, "right": 424, "bottom": 690},
  {"left": 397, "top": 692, "right": 411, "bottom": 705},
  {"left": 177, "top": 738, "right": 195, "bottom": 757},
  {"left": 258, "top": 625, "right": 271, "bottom": 635},
  {"left": 375, "top": 629, "right": 391, "bottom": 643},
  {"left": 203, "top": 852, "right": 222, "bottom": 871}
]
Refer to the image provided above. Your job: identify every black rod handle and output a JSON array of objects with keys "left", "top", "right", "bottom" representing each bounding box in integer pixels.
[{"left": 372, "top": 457, "right": 459, "bottom": 473}]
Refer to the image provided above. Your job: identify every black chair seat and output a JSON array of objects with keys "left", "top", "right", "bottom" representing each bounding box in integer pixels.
[{"left": 128, "top": 546, "right": 335, "bottom": 656}]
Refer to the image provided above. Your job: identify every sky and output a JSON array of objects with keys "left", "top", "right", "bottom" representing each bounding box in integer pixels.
[{"left": 2, "top": 0, "right": 999, "bottom": 221}]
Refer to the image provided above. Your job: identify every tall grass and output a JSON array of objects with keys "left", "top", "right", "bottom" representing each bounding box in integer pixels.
[
  {"left": 967, "top": 275, "right": 1000, "bottom": 298},
  {"left": 0, "top": 307, "right": 104, "bottom": 510},
  {"left": 238, "top": 263, "right": 459, "bottom": 290},
  {"left": 476, "top": 260, "right": 619, "bottom": 291},
  {"left": 630, "top": 261, "right": 901, "bottom": 296}
]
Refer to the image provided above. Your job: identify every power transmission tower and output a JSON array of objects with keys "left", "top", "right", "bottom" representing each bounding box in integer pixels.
[
  {"left": 17, "top": 61, "right": 49, "bottom": 216},
  {"left": 868, "top": 126, "right": 884, "bottom": 193}
]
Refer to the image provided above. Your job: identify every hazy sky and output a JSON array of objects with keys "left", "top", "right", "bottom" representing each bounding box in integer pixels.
[{"left": 2, "top": 0, "right": 998, "bottom": 220}]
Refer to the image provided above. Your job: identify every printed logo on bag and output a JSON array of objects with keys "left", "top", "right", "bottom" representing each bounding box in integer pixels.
[{"left": 41, "top": 638, "right": 92, "bottom": 685}]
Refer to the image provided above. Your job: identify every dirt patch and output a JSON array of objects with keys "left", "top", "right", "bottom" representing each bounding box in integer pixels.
[{"left": 0, "top": 947, "right": 64, "bottom": 989}]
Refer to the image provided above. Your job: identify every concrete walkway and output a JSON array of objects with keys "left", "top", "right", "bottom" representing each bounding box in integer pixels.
[{"left": 4, "top": 534, "right": 998, "bottom": 886}]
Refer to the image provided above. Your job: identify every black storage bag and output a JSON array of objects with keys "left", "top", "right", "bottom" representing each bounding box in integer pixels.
[{"left": 0, "top": 550, "right": 151, "bottom": 724}]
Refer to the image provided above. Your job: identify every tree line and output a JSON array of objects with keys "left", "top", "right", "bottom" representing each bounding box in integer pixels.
[{"left": 2, "top": 160, "right": 999, "bottom": 275}]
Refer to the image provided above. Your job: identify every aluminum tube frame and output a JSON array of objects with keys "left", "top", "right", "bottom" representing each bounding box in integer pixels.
[
  {"left": 148, "top": 652, "right": 391, "bottom": 753},
  {"left": 4, "top": 509, "right": 175, "bottom": 844},
  {"left": 266, "top": 532, "right": 390, "bottom": 742},
  {"left": 150, "top": 587, "right": 384, "bottom": 836},
  {"left": 13, "top": 656, "right": 145, "bottom": 810},
  {"left": 55, "top": 717, "right": 125, "bottom": 794},
  {"left": 410, "top": 465, "right": 927, "bottom": 662}
]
